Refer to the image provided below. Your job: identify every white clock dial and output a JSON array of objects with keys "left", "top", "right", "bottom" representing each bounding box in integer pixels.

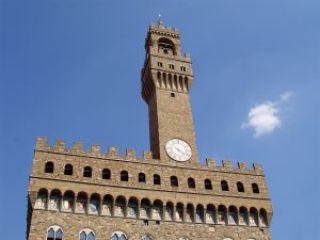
[{"left": 165, "top": 139, "right": 192, "bottom": 162}]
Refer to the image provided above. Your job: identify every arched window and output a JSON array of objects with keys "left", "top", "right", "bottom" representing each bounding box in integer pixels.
[
  {"left": 138, "top": 172, "right": 146, "bottom": 183},
  {"left": 128, "top": 197, "right": 138, "bottom": 218},
  {"left": 111, "top": 231, "right": 128, "bottom": 240},
  {"left": 83, "top": 166, "right": 92, "bottom": 178},
  {"left": 158, "top": 37, "right": 176, "bottom": 55},
  {"left": 89, "top": 193, "right": 100, "bottom": 215},
  {"left": 102, "top": 168, "right": 111, "bottom": 179},
  {"left": 101, "top": 194, "right": 113, "bottom": 216},
  {"left": 62, "top": 191, "right": 74, "bottom": 212},
  {"left": 221, "top": 180, "right": 229, "bottom": 191},
  {"left": 142, "top": 235, "right": 153, "bottom": 240},
  {"left": 170, "top": 176, "right": 178, "bottom": 187},
  {"left": 153, "top": 174, "right": 161, "bottom": 185},
  {"left": 114, "top": 196, "right": 126, "bottom": 217},
  {"left": 120, "top": 170, "right": 128, "bottom": 182},
  {"left": 249, "top": 208, "right": 259, "bottom": 226},
  {"left": 48, "top": 190, "right": 61, "bottom": 211},
  {"left": 79, "top": 229, "right": 95, "bottom": 240},
  {"left": 152, "top": 200, "right": 163, "bottom": 220},
  {"left": 45, "top": 162, "right": 54, "bottom": 173},
  {"left": 47, "top": 225, "right": 63, "bottom": 240},
  {"left": 76, "top": 192, "right": 88, "bottom": 213},
  {"left": 228, "top": 206, "right": 238, "bottom": 225},
  {"left": 165, "top": 202, "right": 174, "bottom": 221},
  {"left": 204, "top": 179, "right": 212, "bottom": 190},
  {"left": 64, "top": 164, "right": 73, "bottom": 175},
  {"left": 237, "top": 182, "right": 245, "bottom": 192},
  {"left": 157, "top": 71, "right": 161, "bottom": 80},
  {"left": 187, "top": 177, "right": 196, "bottom": 189},
  {"left": 252, "top": 183, "right": 260, "bottom": 193},
  {"left": 35, "top": 188, "right": 48, "bottom": 209},
  {"left": 239, "top": 207, "right": 248, "bottom": 225},
  {"left": 176, "top": 203, "right": 184, "bottom": 222},
  {"left": 260, "top": 208, "right": 268, "bottom": 227},
  {"left": 195, "top": 204, "right": 204, "bottom": 223},
  {"left": 206, "top": 204, "right": 216, "bottom": 224},
  {"left": 186, "top": 204, "right": 194, "bottom": 222},
  {"left": 217, "top": 205, "right": 227, "bottom": 224},
  {"left": 141, "top": 198, "right": 151, "bottom": 219}
]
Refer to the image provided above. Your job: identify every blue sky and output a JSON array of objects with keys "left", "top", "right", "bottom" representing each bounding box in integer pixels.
[{"left": 0, "top": 0, "right": 319, "bottom": 239}]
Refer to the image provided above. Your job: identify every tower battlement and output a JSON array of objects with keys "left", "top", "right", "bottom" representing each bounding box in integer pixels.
[{"left": 35, "top": 137, "right": 264, "bottom": 175}]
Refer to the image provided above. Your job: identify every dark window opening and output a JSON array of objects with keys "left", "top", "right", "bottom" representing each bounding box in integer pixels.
[
  {"left": 170, "top": 176, "right": 178, "bottom": 187},
  {"left": 237, "top": 182, "right": 245, "bottom": 192},
  {"left": 139, "top": 172, "right": 146, "bottom": 183},
  {"left": 83, "top": 166, "right": 92, "bottom": 178},
  {"left": 204, "top": 179, "right": 212, "bottom": 190},
  {"left": 102, "top": 168, "right": 111, "bottom": 179},
  {"left": 170, "top": 92, "right": 175, "bottom": 97},
  {"left": 188, "top": 177, "right": 196, "bottom": 189},
  {"left": 45, "top": 162, "right": 54, "bottom": 173},
  {"left": 157, "top": 62, "right": 163, "bottom": 67},
  {"left": 143, "top": 220, "right": 149, "bottom": 226},
  {"left": 153, "top": 174, "right": 161, "bottom": 185},
  {"left": 221, "top": 180, "right": 229, "bottom": 191},
  {"left": 120, "top": 170, "right": 128, "bottom": 182},
  {"left": 252, "top": 183, "right": 260, "bottom": 193},
  {"left": 64, "top": 164, "right": 73, "bottom": 175}
]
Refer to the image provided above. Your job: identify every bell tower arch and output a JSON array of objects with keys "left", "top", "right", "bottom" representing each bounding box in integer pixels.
[{"left": 141, "top": 20, "right": 198, "bottom": 165}]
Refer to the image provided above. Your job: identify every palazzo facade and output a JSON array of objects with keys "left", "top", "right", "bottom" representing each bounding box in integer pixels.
[{"left": 26, "top": 21, "right": 273, "bottom": 240}]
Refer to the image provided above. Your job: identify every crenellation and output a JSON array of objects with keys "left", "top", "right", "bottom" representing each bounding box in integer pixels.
[
  {"left": 71, "top": 141, "right": 84, "bottom": 153},
  {"left": 206, "top": 158, "right": 216, "bottom": 168},
  {"left": 35, "top": 137, "right": 47, "bottom": 150},
  {"left": 90, "top": 144, "right": 102, "bottom": 156},
  {"left": 107, "top": 146, "right": 119, "bottom": 158},
  {"left": 125, "top": 148, "right": 136, "bottom": 160},
  {"left": 143, "top": 151, "right": 153, "bottom": 160},
  {"left": 222, "top": 160, "right": 233, "bottom": 170},
  {"left": 53, "top": 139, "right": 65, "bottom": 151},
  {"left": 238, "top": 161, "right": 247, "bottom": 170},
  {"left": 253, "top": 163, "right": 264, "bottom": 174}
]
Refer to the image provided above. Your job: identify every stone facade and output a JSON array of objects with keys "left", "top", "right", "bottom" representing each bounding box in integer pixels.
[{"left": 26, "top": 21, "right": 273, "bottom": 240}]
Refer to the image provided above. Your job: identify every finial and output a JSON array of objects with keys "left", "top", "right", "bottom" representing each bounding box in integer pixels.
[{"left": 158, "top": 14, "right": 163, "bottom": 26}]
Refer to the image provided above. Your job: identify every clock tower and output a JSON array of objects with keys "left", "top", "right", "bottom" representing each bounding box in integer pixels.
[{"left": 141, "top": 20, "right": 199, "bottom": 165}]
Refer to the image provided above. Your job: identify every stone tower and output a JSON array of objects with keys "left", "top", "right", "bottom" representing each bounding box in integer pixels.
[
  {"left": 26, "top": 21, "right": 273, "bottom": 240},
  {"left": 141, "top": 20, "right": 198, "bottom": 165}
]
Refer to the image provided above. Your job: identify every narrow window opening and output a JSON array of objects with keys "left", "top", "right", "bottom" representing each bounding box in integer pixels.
[
  {"left": 102, "top": 168, "right": 111, "bottom": 179},
  {"left": 188, "top": 178, "right": 196, "bottom": 189},
  {"left": 64, "top": 164, "right": 73, "bottom": 175},
  {"left": 205, "top": 179, "right": 212, "bottom": 190},
  {"left": 237, "top": 182, "right": 245, "bottom": 192},
  {"left": 45, "top": 162, "right": 54, "bottom": 173},
  {"left": 83, "top": 166, "right": 92, "bottom": 178},
  {"left": 153, "top": 174, "right": 161, "bottom": 185},
  {"left": 170, "top": 176, "right": 178, "bottom": 187},
  {"left": 221, "top": 180, "right": 229, "bottom": 191},
  {"left": 170, "top": 92, "right": 175, "bottom": 97},
  {"left": 139, "top": 172, "right": 146, "bottom": 183},
  {"left": 120, "top": 170, "right": 128, "bottom": 182},
  {"left": 252, "top": 183, "right": 260, "bottom": 193}
]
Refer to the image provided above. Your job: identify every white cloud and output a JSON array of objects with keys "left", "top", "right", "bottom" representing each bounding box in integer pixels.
[{"left": 242, "top": 91, "right": 293, "bottom": 138}]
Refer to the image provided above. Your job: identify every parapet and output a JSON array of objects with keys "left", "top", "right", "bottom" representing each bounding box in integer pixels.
[
  {"left": 35, "top": 137, "right": 264, "bottom": 175},
  {"left": 205, "top": 157, "right": 264, "bottom": 175}
]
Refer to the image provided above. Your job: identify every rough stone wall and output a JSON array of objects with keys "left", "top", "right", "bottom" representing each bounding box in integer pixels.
[{"left": 28, "top": 210, "right": 271, "bottom": 240}]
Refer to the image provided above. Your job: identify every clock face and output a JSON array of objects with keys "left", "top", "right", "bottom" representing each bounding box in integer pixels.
[{"left": 165, "top": 139, "right": 192, "bottom": 162}]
